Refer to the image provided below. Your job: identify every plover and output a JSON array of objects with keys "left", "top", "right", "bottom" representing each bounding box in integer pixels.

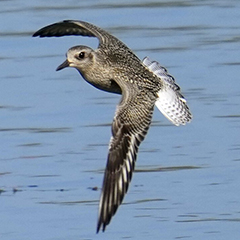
[{"left": 33, "top": 20, "right": 192, "bottom": 233}]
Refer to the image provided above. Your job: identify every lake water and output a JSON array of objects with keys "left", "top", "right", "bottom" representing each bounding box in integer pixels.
[{"left": 1, "top": 1, "right": 240, "bottom": 239}]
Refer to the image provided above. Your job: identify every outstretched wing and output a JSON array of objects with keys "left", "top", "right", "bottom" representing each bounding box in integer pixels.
[
  {"left": 143, "top": 57, "right": 192, "bottom": 126},
  {"left": 32, "top": 20, "right": 125, "bottom": 49},
  {"left": 97, "top": 90, "right": 155, "bottom": 233}
]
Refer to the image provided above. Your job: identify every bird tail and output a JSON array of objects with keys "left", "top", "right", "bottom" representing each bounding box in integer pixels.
[{"left": 142, "top": 57, "right": 192, "bottom": 126}]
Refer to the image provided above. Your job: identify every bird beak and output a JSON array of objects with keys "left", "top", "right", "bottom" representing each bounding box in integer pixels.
[{"left": 56, "top": 59, "right": 70, "bottom": 71}]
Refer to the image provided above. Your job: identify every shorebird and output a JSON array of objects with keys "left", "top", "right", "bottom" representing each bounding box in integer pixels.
[{"left": 33, "top": 20, "right": 192, "bottom": 233}]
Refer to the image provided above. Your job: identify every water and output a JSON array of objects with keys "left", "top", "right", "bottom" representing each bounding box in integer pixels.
[{"left": 1, "top": 0, "right": 240, "bottom": 239}]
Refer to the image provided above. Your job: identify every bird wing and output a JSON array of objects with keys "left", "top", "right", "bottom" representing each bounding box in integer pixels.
[
  {"left": 97, "top": 89, "right": 154, "bottom": 233},
  {"left": 32, "top": 20, "right": 125, "bottom": 48},
  {"left": 142, "top": 57, "right": 192, "bottom": 126}
]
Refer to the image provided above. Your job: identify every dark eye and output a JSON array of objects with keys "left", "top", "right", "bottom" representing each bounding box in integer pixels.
[{"left": 78, "top": 52, "right": 85, "bottom": 59}]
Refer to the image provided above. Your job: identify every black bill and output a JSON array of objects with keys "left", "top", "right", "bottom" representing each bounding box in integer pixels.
[{"left": 56, "top": 60, "right": 70, "bottom": 71}]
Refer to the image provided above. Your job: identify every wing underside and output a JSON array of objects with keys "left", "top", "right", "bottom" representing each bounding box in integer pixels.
[{"left": 97, "top": 92, "right": 154, "bottom": 232}]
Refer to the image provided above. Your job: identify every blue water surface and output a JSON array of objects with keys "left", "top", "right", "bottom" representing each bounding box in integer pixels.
[{"left": 1, "top": 1, "right": 240, "bottom": 240}]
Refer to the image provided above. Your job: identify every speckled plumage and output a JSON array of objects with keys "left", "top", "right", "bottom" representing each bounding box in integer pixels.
[{"left": 33, "top": 20, "right": 192, "bottom": 233}]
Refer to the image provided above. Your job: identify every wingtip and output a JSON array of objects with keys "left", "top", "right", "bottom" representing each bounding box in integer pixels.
[
  {"left": 96, "top": 222, "right": 101, "bottom": 234},
  {"left": 96, "top": 221, "right": 106, "bottom": 234},
  {"left": 32, "top": 32, "right": 38, "bottom": 37},
  {"left": 32, "top": 29, "right": 45, "bottom": 38}
]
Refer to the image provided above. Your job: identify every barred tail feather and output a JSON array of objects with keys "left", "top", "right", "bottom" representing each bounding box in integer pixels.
[{"left": 143, "top": 57, "right": 192, "bottom": 125}]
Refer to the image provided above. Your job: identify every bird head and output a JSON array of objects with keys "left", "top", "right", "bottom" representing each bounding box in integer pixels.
[{"left": 56, "top": 45, "right": 94, "bottom": 72}]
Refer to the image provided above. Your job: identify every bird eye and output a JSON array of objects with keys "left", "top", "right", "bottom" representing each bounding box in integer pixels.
[{"left": 78, "top": 52, "right": 85, "bottom": 59}]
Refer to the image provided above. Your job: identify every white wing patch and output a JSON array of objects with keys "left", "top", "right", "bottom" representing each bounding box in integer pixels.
[{"left": 142, "top": 57, "right": 192, "bottom": 126}]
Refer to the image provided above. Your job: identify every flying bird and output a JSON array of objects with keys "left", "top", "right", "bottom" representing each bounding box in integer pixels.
[{"left": 33, "top": 20, "right": 192, "bottom": 233}]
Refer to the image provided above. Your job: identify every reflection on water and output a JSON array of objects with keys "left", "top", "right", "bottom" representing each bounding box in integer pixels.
[
  {"left": 0, "top": 127, "right": 71, "bottom": 133},
  {"left": 135, "top": 165, "right": 201, "bottom": 172},
  {"left": 1, "top": 0, "right": 240, "bottom": 240}
]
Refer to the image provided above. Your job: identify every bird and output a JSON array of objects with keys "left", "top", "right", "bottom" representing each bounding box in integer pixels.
[{"left": 33, "top": 20, "right": 192, "bottom": 233}]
